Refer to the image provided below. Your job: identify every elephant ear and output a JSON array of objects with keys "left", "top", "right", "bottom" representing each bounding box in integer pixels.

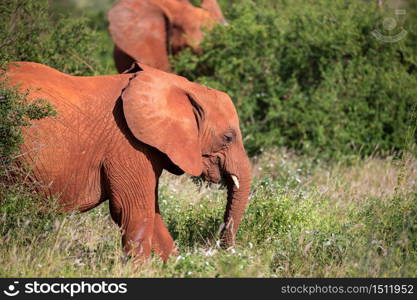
[
  {"left": 121, "top": 65, "right": 204, "bottom": 176},
  {"left": 108, "top": 0, "right": 170, "bottom": 71}
]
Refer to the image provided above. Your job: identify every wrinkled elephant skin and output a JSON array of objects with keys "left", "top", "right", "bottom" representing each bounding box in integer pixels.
[{"left": 5, "top": 62, "right": 252, "bottom": 262}]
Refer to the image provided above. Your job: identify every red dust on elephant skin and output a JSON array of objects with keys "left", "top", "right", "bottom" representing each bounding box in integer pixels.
[{"left": 5, "top": 61, "right": 252, "bottom": 262}]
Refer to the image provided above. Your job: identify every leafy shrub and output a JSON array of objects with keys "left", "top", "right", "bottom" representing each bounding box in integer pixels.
[
  {"left": 0, "top": 0, "right": 102, "bottom": 225},
  {"left": 238, "top": 177, "right": 315, "bottom": 245},
  {"left": 0, "top": 0, "right": 100, "bottom": 75},
  {"left": 158, "top": 183, "right": 225, "bottom": 248},
  {"left": 0, "top": 183, "right": 60, "bottom": 244},
  {"left": 0, "top": 0, "right": 103, "bottom": 166},
  {"left": 159, "top": 175, "right": 316, "bottom": 249},
  {"left": 173, "top": 0, "right": 417, "bottom": 158},
  {"left": 0, "top": 82, "right": 55, "bottom": 167},
  {"left": 50, "top": 0, "right": 117, "bottom": 74}
]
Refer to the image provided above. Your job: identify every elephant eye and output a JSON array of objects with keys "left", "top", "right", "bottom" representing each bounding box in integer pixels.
[{"left": 223, "top": 132, "right": 234, "bottom": 144}]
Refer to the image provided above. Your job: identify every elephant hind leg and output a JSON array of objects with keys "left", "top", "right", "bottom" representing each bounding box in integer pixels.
[{"left": 152, "top": 212, "right": 177, "bottom": 261}]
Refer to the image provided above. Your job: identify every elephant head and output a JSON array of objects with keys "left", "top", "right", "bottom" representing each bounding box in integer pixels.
[
  {"left": 201, "top": 0, "right": 228, "bottom": 26},
  {"left": 122, "top": 64, "right": 251, "bottom": 248},
  {"left": 169, "top": 0, "right": 227, "bottom": 54},
  {"left": 108, "top": 0, "right": 227, "bottom": 72}
]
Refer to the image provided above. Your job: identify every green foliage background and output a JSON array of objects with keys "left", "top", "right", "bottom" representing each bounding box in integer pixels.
[
  {"left": 3, "top": 0, "right": 416, "bottom": 160},
  {"left": 0, "top": 0, "right": 416, "bottom": 277},
  {"left": 173, "top": 0, "right": 417, "bottom": 158},
  {"left": 0, "top": 0, "right": 101, "bottom": 75},
  {"left": 0, "top": 0, "right": 102, "bottom": 165}
]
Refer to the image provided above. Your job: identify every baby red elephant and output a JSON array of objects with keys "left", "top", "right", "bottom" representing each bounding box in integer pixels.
[{"left": 5, "top": 62, "right": 251, "bottom": 261}]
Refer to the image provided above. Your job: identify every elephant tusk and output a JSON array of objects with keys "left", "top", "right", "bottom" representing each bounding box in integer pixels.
[{"left": 231, "top": 175, "right": 240, "bottom": 189}]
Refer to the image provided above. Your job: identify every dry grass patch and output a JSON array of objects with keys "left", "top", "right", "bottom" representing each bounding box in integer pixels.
[{"left": 1, "top": 150, "right": 416, "bottom": 277}]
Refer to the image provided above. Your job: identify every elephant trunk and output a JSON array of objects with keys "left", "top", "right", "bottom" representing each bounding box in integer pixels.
[{"left": 220, "top": 151, "right": 252, "bottom": 248}]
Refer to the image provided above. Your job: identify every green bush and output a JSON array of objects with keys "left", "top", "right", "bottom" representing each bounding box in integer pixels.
[
  {"left": 0, "top": 0, "right": 101, "bottom": 221},
  {"left": 173, "top": 0, "right": 417, "bottom": 158},
  {"left": 0, "top": 82, "right": 55, "bottom": 166},
  {"left": 0, "top": 0, "right": 101, "bottom": 167},
  {"left": 50, "top": 0, "right": 117, "bottom": 74},
  {"left": 0, "top": 0, "right": 100, "bottom": 75}
]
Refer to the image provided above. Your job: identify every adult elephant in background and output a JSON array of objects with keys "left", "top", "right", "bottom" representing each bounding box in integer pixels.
[
  {"left": 108, "top": 0, "right": 227, "bottom": 73},
  {"left": 5, "top": 62, "right": 251, "bottom": 262}
]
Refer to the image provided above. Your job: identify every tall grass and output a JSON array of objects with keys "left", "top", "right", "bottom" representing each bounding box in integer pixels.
[
  {"left": 1, "top": 151, "right": 415, "bottom": 277},
  {"left": 1, "top": 0, "right": 416, "bottom": 278}
]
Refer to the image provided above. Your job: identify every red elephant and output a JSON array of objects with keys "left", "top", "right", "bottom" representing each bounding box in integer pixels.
[
  {"left": 108, "top": 0, "right": 227, "bottom": 73},
  {"left": 5, "top": 61, "right": 251, "bottom": 261}
]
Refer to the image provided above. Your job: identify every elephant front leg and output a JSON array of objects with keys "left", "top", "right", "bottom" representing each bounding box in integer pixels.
[
  {"left": 105, "top": 154, "right": 160, "bottom": 261},
  {"left": 104, "top": 151, "right": 173, "bottom": 262},
  {"left": 109, "top": 197, "right": 155, "bottom": 261},
  {"left": 122, "top": 212, "right": 155, "bottom": 259}
]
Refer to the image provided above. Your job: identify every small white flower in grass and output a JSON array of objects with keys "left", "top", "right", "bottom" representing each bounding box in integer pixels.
[
  {"left": 248, "top": 242, "right": 253, "bottom": 249},
  {"left": 74, "top": 259, "right": 85, "bottom": 267},
  {"left": 175, "top": 255, "right": 184, "bottom": 262},
  {"left": 204, "top": 248, "right": 217, "bottom": 257}
]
